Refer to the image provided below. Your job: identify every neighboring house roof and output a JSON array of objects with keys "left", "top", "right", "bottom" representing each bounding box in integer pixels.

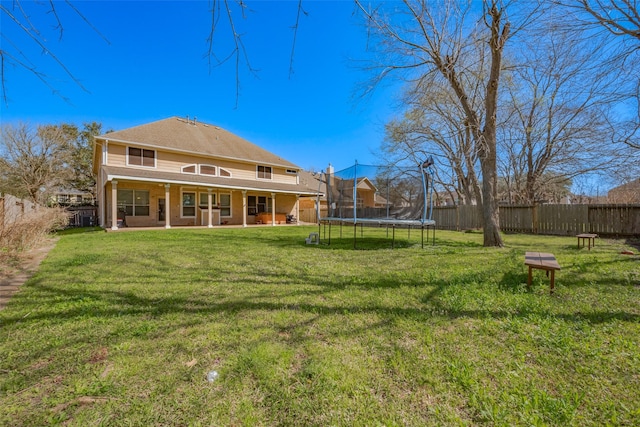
[
  {"left": 299, "top": 170, "right": 325, "bottom": 195},
  {"left": 102, "top": 166, "right": 318, "bottom": 196},
  {"left": 96, "top": 116, "right": 299, "bottom": 169},
  {"left": 53, "top": 188, "right": 93, "bottom": 195},
  {"left": 608, "top": 178, "right": 640, "bottom": 203}
]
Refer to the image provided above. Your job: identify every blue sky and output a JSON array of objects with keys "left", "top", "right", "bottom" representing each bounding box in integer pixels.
[{"left": 1, "top": 0, "right": 399, "bottom": 172}]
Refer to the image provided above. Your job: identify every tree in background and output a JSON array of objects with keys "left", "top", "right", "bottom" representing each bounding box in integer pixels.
[
  {"left": 556, "top": 0, "right": 639, "bottom": 152},
  {"left": 0, "top": 123, "right": 73, "bottom": 203},
  {"left": 64, "top": 122, "right": 103, "bottom": 198},
  {"left": 382, "top": 63, "right": 485, "bottom": 207},
  {"left": 498, "top": 14, "right": 629, "bottom": 204},
  {"left": 0, "top": 122, "right": 100, "bottom": 204}
]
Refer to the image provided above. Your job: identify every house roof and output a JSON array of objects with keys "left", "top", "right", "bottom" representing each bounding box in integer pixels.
[
  {"left": 96, "top": 116, "right": 299, "bottom": 169},
  {"left": 608, "top": 178, "right": 640, "bottom": 193},
  {"left": 102, "top": 166, "right": 319, "bottom": 196}
]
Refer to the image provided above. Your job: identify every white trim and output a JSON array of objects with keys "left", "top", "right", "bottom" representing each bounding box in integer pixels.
[
  {"left": 181, "top": 164, "right": 197, "bottom": 174},
  {"left": 105, "top": 173, "right": 319, "bottom": 196},
  {"left": 102, "top": 141, "right": 108, "bottom": 165},
  {"left": 218, "top": 192, "right": 232, "bottom": 218},
  {"left": 180, "top": 189, "right": 197, "bottom": 218}
]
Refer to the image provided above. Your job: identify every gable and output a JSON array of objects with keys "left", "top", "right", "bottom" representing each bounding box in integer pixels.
[{"left": 356, "top": 177, "right": 378, "bottom": 192}]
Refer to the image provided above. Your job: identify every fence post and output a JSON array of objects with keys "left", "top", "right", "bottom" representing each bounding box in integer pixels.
[{"left": 532, "top": 204, "right": 538, "bottom": 234}]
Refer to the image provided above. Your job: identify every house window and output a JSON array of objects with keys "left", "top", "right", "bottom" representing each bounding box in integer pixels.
[
  {"left": 182, "top": 192, "right": 196, "bottom": 217},
  {"left": 128, "top": 147, "right": 155, "bottom": 167},
  {"left": 257, "top": 165, "right": 272, "bottom": 180},
  {"left": 199, "top": 192, "right": 217, "bottom": 208},
  {"left": 200, "top": 165, "right": 216, "bottom": 176},
  {"left": 219, "top": 167, "right": 231, "bottom": 177},
  {"left": 247, "top": 195, "right": 269, "bottom": 215},
  {"left": 286, "top": 169, "right": 297, "bottom": 175},
  {"left": 117, "top": 189, "right": 150, "bottom": 216},
  {"left": 219, "top": 193, "right": 231, "bottom": 217},
  {"left": 182, "top": 164, "right": 196, "bottom": 174}
]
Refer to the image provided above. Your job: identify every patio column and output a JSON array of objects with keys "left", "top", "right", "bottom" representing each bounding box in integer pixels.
[
  {"left": 111, "top": 180, "right": 118, "bottom": 230},
  {"left": 164, "top": 184, "right": 171, "bottom": 229},
  {"left": 207, "top": 188, "right": 213, "bottom": 228},
  {"left": 242, "top": 190, "right": 247, "bottom": 227},
  {"left": 271, "top": 192, "right": 276, "bottom": 226},
  {"left": 296, "top": 195, "right": 300, "bottom": 225}
]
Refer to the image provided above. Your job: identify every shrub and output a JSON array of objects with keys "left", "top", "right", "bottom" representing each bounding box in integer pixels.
[{"left": 0, "top": 207, "right": 69, "bottom": 255}]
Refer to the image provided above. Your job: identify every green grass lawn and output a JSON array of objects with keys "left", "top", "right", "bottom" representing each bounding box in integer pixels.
[{"left": 1, "top": 226, "right": 638, "bottom": 426}]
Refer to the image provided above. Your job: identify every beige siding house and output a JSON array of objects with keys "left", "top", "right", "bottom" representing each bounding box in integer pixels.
[{"left": 93, "top": 117, "right": 319, "bottom": 230}]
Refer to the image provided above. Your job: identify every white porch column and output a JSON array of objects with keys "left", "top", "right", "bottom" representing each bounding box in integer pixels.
[
  {"left": 207, "top": 188, "right": 213, "bottom": 228},
  {"left": 242, "top": 190, "right": 247, "bottom": 227},
  {"left": 271, "top": 192, "right": 276, "bottom": 226},
  {"left": 164, "top": 184, "right": 171, "bottom": 229},
  {"left": 111, "top": 180, "right": 118, "bottom": 230},
  {"left": 296, "top": 195, "right": 300, "bottom": 225}
]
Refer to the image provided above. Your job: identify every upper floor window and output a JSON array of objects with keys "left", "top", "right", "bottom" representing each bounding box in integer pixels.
[
  {"left": 286, "top": 169, "right": 297, "bottom": 175},
  {"left": 180, "top": 164, "right": 232, "bottom": 177},
  {"left": 200, "top": 165, "right": 216, "bottom": 176},
  {"left": 128, "top": 147, "right": 155, "bottom": 167},
  {"left": 257, "top": 165, "right": 272, "bottom": 180}
]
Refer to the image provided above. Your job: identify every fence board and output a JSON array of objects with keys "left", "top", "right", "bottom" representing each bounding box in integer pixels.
[
  {"left": 431, "top": 204, "right": 640, "bottom": 236},
  {"left": 501, "top": 205, "right": 534, "bottom": 233}
]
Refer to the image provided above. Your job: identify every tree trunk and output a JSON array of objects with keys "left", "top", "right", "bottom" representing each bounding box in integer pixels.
[
  {"left": 480, "top": 143, "right": 503, "bottom": 246},
  {"left": 478, "top": 4, "right": 507, "bottom": 247}
]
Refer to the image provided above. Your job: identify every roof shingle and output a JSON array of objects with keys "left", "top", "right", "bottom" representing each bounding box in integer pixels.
[{"left": 97, "top": 116, "right": 299, "bottom": 169}]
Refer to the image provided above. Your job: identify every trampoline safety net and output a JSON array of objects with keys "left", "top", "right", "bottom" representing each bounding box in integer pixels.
[{"left": 319, "top": 159, "right": 436, "bottom": 227}]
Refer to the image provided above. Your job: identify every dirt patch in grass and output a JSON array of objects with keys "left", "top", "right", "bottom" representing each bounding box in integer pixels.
[{"left": 0, "top": 237, "right": 58, "bottom": 310}]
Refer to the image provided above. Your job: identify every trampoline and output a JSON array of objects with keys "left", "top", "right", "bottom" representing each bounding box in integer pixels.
[{"left": 316, "top": 159, "right": 436, "bottom": 249}]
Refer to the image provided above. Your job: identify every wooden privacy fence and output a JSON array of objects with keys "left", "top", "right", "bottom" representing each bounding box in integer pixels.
[{"left": 433, "top": 204, "right": 640, "bottom": 236}]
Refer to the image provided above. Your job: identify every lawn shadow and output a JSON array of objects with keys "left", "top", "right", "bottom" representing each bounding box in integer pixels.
[{"left": 498, "top": 270, "right": 530, "bottom": 293}]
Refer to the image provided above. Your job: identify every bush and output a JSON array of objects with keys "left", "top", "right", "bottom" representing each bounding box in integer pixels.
[{"left": 0, "top": 207, "right": 70, "bottom": 255}]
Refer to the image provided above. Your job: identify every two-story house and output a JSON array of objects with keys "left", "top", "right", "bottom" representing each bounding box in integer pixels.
[{"left": 93, "top": 117, "right": 319, "bottom": 230}]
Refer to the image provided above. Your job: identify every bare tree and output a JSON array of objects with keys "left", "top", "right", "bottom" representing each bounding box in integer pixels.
[
  {"left": 205, "top": 0, "right": 306, "bottom": 106},
  {"left": 382, "top": 78, "right": 484, "bottom": 207},
  {"left": 553, "top": 0, "right": 640, "bottom": 151},
  {"left": 498, "top": 20, "right": 629, "bottom": 204},
  {"left": 0, "top": 123, "right": 74, "bottom": 203},
  {"left": 355, "top": 0, "right": 533, "bottom": 246},
  {"left": 560, "top": 0, "right": 640, "bottom": 43},
  {"left": 0, "top": 1, "right": 109, "bottom": 104}
]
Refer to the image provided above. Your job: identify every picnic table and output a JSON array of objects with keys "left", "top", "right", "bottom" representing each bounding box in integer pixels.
[
  {"left": 576, "top": 233, "right": 598, "bottom": 250},
  {"left": 524, "top": 252, "right": 561, "bottom": 294}
]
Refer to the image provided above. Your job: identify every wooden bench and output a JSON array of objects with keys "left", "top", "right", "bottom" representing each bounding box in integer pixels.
[
  {"left": 524, "top": 252, "right": 561, "bottom": 294},
  {"left": 576, "top": 233, "right": 597, "bottom": 250}
]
